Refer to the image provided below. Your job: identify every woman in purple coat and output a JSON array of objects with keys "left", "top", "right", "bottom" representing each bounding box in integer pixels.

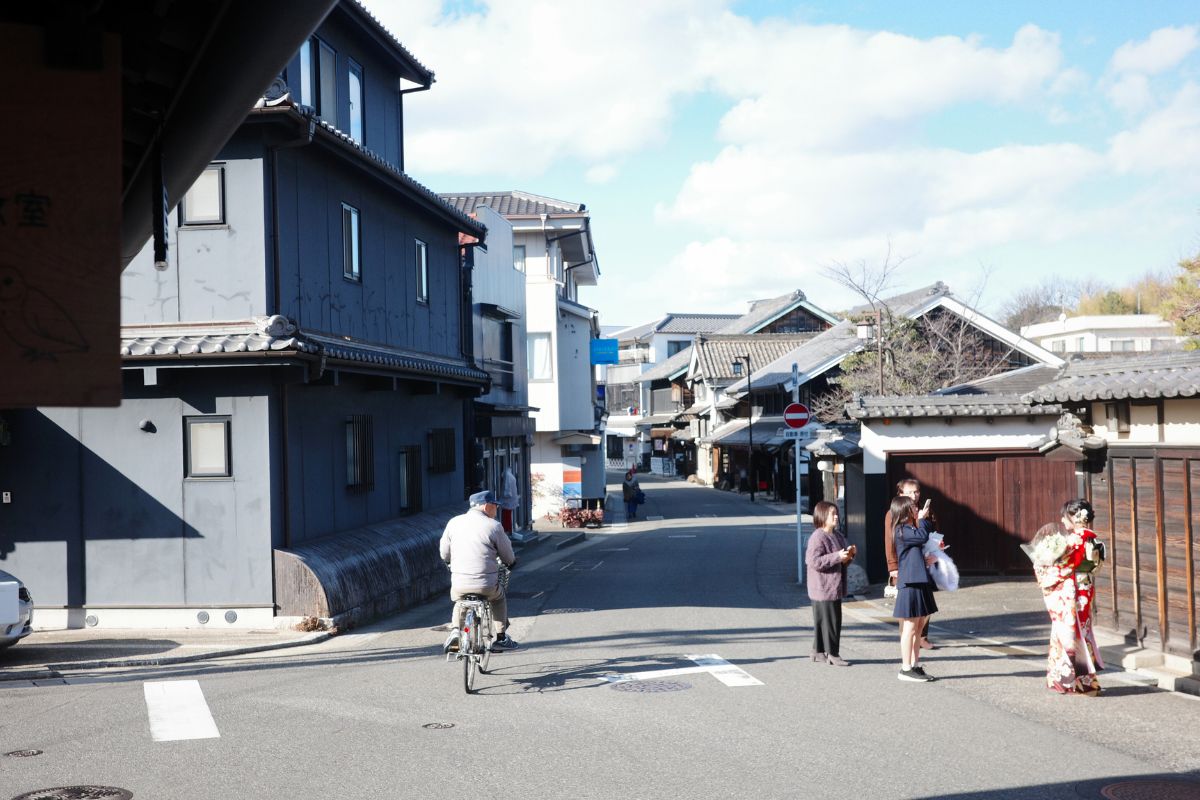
[{"left": 806, "top": 500, "right": 856, "bottom": 666}]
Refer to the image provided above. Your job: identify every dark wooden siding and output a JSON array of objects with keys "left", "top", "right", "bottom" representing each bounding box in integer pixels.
[
  {"left": 1089, "top": 449, "right": 1200, "bottom": 658},
  {"left": 887, "top": 452, "right": 1076, "bottom": 574}
]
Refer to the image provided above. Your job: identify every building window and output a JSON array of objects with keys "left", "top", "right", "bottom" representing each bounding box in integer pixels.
[
  {"left": 348, "top": 59, "right": 364, "bottom": 142},
  {"left": 397, "top": 446, "right": 421, "bottom": 511},
  {"left": 342, "top": 204, "right": 361, "bottom": 281},
  {"left": 1051, "top": 340, "right": 1065, "bottom": 353},
  {"left": 345, "top": 415, "right": 374, "bottom": 489},
  {"left": 1110, "top": 339, "right": 1135, "bottom": 352},
  {"left": 667, "top": 340, "right": 689, "bottom": 358},
  {"left": 180, "top": 165, "right": 225, "bottom": 226},
  {"left": 415, "top": 239, "right": 428, "bottom": 302},
  {"left": 185, "top": 416, "right": 231, "bottom": 478},
  {"left": 298, "top": 38, "right": 337, "bottom": 122},
  {"left": 428, "top": 428, "right": 456, "bottom": 473},
  {"left": 1076, "top": 336, "right": 1086, "bottom": 352},
  {"left": 1104, "top": 401, "right": 1130, "bottom": 439},
  {"left": 528, "top": 332, "right": 553, "bottom": 381},
  {"left": 513, "top": 245, "right": 526, "bottom": 272}
]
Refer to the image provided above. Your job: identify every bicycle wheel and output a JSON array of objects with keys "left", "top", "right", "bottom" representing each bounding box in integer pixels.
[
  {"left": 479, "top": 607, "right": 493, "bottom": 674},
  {"left": 462, "top": 609, "right": 478, "bottom": 694}
]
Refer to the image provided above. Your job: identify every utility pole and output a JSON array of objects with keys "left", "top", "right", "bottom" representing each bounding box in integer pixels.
[
  {"left": 733, "top": 353, "right": 754, "bottom": 502},
  {"left": 876, "top": 307, "right": 884, "bottom": 395}
]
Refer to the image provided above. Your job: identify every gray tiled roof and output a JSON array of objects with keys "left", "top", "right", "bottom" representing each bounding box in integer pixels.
[
  {"left": 938, "top": 364, "right": 1063, "bottom": 396},
  {"left": 844, "top": 282, "right": 951, "bottom": 319},
  {"left": 344, "top": 0, "right": 434, "bottom": 84},
  {"left": 657, "top": 313, "right": 741, "bottom": 335},
  {"left": 120, "top": 319, "right": 489, "bottom": 385},
  {"left": 637, "top": 347, "right": 694, "bottom": 383},
  {"left": 439, "top": 191, "right": 585, "bottom": 217},
  {"left": 694, "top": 334, "right": 818, "bottom": 383},
  {"left": 1023, "top": 352, "right": 1200, "bottom": 403},
  {"left": 715, "top": 290, "right": 839, "bottom": 334},
  {"left": 730, "top": 320, "right": 862, "bottom": 394},
  {"left": 846, "top": 393, "right": 1061, "bottom": 420}
]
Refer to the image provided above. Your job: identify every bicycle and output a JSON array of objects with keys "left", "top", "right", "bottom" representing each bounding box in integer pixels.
[{"left": 448, "top": 564, "right": 509, "bottom": 694}]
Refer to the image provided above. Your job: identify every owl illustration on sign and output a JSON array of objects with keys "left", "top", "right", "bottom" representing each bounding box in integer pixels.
[{"left": 0, "top": 265, "right": 89, "bottom": 361}]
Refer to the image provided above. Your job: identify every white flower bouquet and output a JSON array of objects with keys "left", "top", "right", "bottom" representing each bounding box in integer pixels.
[{"left": 1021, "top": 530, "right": 1068, "bottom": 567}]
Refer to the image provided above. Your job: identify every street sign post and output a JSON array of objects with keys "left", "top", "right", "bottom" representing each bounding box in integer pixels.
[{"left": 784, "top": 373, "right": 812, "bottom": 586}]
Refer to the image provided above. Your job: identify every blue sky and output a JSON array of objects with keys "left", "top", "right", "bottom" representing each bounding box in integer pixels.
[{"left": 367, "top": 1, "right": 1200, "bottom": 327}]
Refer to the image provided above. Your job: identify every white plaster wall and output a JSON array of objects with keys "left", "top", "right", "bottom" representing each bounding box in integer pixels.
[
  {"left": 859, "top": 418, "right": 1057, "bottom": 473},
  {"left": 557, "top": 307, "right": 595, "bottom": 431},
  {"left": 531, "top": 433, "right": 564, "bottom": 517},
  {"left": 526, "top": 281, "right": 561, "bottom": 431},
  {"left": 1163, "top": 398, "right": 1200, "bottom": 443},
  {"left": 650, "top": 334, "right": 694, "bottom": 364}
]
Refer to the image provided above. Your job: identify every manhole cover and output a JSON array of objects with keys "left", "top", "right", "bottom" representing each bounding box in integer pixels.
[
  {"left": 11, "top": 788, "right": 133, "bottom": 800},
  {"left": 610, "top": 680, "right": 692, "bottom": 693},
  {"left": 1101, "top": 781, "right": 1200, "bottom": 799},
  {"left": 540, "top": 608, "right": 593, "bottom": 615},
  {"left": 422, "top": 722, "right": 455, "bottom": 730},
  {"left": 5, "top": 749, "right": 43, "bottom": 758}
]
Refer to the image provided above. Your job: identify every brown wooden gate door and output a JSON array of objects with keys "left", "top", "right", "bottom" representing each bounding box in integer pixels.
[
  {"left": 1090, "top": 450, "right": 1200, "bottom": 658},
  {"left": 888, "top": 452, "right": 1076, "bottom": 574}
]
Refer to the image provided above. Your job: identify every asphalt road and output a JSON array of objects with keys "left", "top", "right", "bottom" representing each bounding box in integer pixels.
[{"left": 2, "top": 475, "right": 1198, "bottom": 800}]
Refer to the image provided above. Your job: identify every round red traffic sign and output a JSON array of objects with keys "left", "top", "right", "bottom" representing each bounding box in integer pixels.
[{"left": 783, "top": 402, "right": 811, "bottom": 429}]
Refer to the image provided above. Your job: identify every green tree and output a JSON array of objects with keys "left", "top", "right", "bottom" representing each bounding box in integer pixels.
[{"left": 1161, "top": 254, "right": 1200, "bottom": 349}]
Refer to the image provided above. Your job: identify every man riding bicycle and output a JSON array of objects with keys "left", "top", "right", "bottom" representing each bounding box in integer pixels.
[{"left": 440, "top": 489, "right": 519, "bottom": 653}]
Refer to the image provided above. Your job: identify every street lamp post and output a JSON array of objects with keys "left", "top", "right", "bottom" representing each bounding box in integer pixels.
[{"left": 731, "top": 353, "right": 754, "bottom": 502}]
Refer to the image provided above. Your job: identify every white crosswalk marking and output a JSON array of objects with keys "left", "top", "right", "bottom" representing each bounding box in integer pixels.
[
  {"left": 600, "top": 653, "right": 763, "bottom": 687},
  {"left": 144, "top": 680, "right": 220, "bottom": 742}
]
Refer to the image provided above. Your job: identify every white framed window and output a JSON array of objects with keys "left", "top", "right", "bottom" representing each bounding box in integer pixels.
[
  {"left": 513, "top": 244, "right": 526, "bottom": 272},
  {"left": 348, "top": 59, "right": 364, "bottom": 142},
  {"left": 180, "top": 165, "right": 225, "bottom": 226},
  {"left": 185, "top": 416, "right": 231, "bottom": 478},
  {"left": 415, "top": 239, "right": 428, "bottom": 303},
  {"left": 342, "top": 203, "right": 361, "bottom": 281},
  {"left": 1051, "top": 340, "right": 1065, "bottom": 353},
  {"left": 1110, "top": 339, "right": 1135, "bottom": 352},
  {"left": 528, "top": 332, "right": 553, "bottom": 381}
]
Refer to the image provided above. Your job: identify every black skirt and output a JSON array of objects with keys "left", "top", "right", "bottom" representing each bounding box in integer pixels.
[{"left": 893, "top": 581, "right": 938, "bottom": 619}]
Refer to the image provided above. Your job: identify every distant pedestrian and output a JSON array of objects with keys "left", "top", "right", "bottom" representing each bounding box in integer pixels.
[
  {"left": 622, "top": 468, "right": 641, "bottom": 520},
  {"left": 499, "top": 466, "right": 520, "bottom": 535},
  {"left": 891, "top": 495, "right": 939, "bottom": 682},
  {"left": 806, "top": 501, "right": 855, "bottom": 666}
]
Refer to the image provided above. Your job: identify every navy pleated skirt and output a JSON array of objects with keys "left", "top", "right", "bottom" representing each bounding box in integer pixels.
[{"left": 894, "top": 582, "right": 938, "bottom": 619}]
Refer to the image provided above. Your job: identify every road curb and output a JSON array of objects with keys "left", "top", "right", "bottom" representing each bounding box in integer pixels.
[
  {"left": 555, "top": 531, "right": 587, "bottom": 550},
  {"left": 0, "top": 630, "right": 335, "bottom": 680}
]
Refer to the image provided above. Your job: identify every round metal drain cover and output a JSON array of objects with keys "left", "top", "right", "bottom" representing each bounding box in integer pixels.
[
  {"left": 11, "top": 787, "right": 133, "bottom": 800},
  {"left": 196, "top": 611, "right": 210, "bottom": 624},
  {"left": 83, "top": 615, "right": 98, "bottom": 628},
  {"left": 224, "top": 610, "right": 237, "bottom": 624},
  {"left": 540, "top": 608, "right": 593, "bottom": 615},
  {"left": 1101, "top": 781, "right": 1200, "bottom": 799},
  {"left": 5, "top": 749, "right": 43, "bottom": 758},
  {"left": 422, "top": 722, "right": 455, "bottom": 730},
  {"left": 611, "top": 680, "right": 692, "bottom": 693}
]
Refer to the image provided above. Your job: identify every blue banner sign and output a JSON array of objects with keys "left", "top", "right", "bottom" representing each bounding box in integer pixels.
[{"left": 590, "top": 338, "right": 619, "bottom": 365}]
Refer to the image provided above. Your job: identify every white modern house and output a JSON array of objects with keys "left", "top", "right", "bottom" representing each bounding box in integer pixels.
[
  {"left": 442, "top": 192, "right": 602, "bottom": 519},
  {"left": 1021, "top": 314, "right": 1184, "bottom": 354},
  {"left": 603, "top": 313, "right": 739, "bottom": 471}
]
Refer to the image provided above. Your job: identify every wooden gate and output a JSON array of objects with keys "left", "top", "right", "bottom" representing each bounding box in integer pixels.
[
  {"left": 887, "top": 452, "right": 1077, "bottom": 574},
  {"left": 1089, "top": 448, "right": 1200, "bottom": 658}
]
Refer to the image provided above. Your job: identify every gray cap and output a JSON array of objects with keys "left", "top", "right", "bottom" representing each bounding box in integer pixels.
[{"left": 469, "top": 489, "right": 497, "bottom": 506}]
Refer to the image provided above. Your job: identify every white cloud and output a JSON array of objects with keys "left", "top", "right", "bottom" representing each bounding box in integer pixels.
[
  {"left": 1110, "top": 82, "right": 1200, "bottom": 173},
  {"left": 1106, "top": 73, "right": 1153, "bottom": 114},
  {"left": 1110, "top": 25, "right": 1199, "bottom": 75},
  {"left": 585, "top": 164, "right": 617, "bottom": 184}
]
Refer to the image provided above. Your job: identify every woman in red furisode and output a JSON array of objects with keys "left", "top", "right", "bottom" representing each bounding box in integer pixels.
[{"left": 1030, "top": 498, "right": 1106, "bottom": 696}]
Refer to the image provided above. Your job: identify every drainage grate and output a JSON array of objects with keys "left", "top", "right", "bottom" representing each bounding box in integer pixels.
[
  {"left": 11, "top": 788, "right": 133, "bottom": 800},
  {"left": 610, "top": 680, "right": 692, "bottom": 693},
  {"left": 422, "top": 722, "right": 455, "bottom": 730},
  {"left": 540, "top": 608, "right": 593, "bottom": 615},
  {"left": 5, "top": 750, "right": 43, "bottom": 758},
  {"left": 1100, "top": 781, "right": 1200, "bottom": 799}
]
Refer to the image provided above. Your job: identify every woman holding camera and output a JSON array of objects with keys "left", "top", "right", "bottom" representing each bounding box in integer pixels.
[{"left": 806, "top": 500, "right": 855, "bottom": 666}]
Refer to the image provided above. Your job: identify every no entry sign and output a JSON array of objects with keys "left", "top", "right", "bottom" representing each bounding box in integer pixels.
[{"left": 783, "top": 402, "right": 811, "bottom": 429}]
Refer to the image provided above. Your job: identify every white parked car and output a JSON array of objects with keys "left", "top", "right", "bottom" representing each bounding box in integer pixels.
[{"left": 0, "top": 569, "right": 33, "bottom": 649}]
